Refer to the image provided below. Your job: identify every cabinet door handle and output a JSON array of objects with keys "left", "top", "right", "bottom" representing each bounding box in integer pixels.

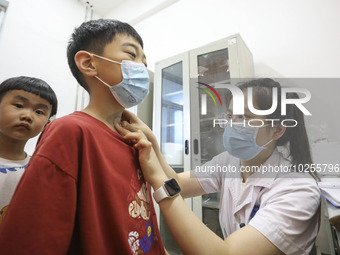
[
  {"left": 194, "top": 139, "right": 199, "bottom": 155},
  {"left": 185, "top": 140, "right": 189, "bottom": 155}
]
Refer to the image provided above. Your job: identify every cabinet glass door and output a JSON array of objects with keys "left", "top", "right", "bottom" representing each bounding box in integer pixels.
[
  {"left": 198, "top": 48, "right": 229, "bottom": 162},
  {"left": 158, "top": 60, "right": 186, "bottom": 255},
  {"left": 197, "top": 48, "right": 230, "bottom": 238},
  {"left": 161, "top": 62, "right": 184, "bottom": 168},
  {"left": 154, "top": 51, "right": 190, "bottom": 255}
]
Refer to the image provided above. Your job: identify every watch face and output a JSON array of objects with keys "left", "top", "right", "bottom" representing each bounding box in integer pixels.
[{"left": 164, "top": 178, "right": 181, "bottom": 196}]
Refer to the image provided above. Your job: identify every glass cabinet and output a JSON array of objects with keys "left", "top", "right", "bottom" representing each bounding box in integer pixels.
[{"left": 153, "top": 34, "right": 254, "bottom": 254}]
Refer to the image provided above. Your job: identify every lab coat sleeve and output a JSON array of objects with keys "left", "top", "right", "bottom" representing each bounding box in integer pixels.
[
  {"left": 195, "top": 151, "right": 240, "bottom": 194},
  {"left": 249, "top": 176, "right": 321, "bottom": 255},
  {"left": 0, "top": 155, "right": 77, "bottom": 255}
]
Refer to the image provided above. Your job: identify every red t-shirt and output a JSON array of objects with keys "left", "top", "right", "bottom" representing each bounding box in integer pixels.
[{"left": 0, "top": 112, "right": 165, "bottom": 255}]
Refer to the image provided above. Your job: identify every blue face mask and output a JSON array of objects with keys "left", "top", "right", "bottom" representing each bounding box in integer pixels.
[
  {"left": 93, "top": 54, "right": 150, "bottom": 108},
  {"left": 223, "top": 124, "right": 273, "bottom": 161}
]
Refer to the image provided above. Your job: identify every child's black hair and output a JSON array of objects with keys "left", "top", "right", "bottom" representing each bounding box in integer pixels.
[
  {"left": 67, "top": 19, "right": 144, "bottom": 91},
  {"left": 228, "top": 78, "right": 317, "bottom": 180},
  {"left": 0, "top": 76, "right": 58, "bottom": 118}
]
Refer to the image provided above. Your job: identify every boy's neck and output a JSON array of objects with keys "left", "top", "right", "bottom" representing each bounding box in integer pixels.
[
  {"left": 82, "top": 105, "right": 123, "bottom": 132},
  {"left": 0, "top": 135, "right": 27, "bottom": 160},
  {"left": 82, "top": 81, "right": 125, "bottom": 132}
]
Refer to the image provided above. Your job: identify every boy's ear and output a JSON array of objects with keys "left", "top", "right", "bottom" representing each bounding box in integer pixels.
[
  {"left": 74, "top": 51, "right": 97, "bottom": 77},
  {"left": 272, "top": 125, "right": 286, "bottom": 140}
]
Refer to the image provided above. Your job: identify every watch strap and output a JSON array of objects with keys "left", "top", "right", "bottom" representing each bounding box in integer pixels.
[{"left": 153, "top": 184, "right": 168, "bottom": 203}]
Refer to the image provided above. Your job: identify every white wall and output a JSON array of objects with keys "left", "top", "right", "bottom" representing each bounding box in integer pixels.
[
  {"left": 105, "top": 0, "right": 340, "bottom": 143},
  {"left": 123, "top": 0, "right": 340, "bottom": 77},
  {"left": 0, "top": 0, "right": 101, "bottom": 154},
  {"left": 1, "top": 0, "right": 339, "bottom": 154}
]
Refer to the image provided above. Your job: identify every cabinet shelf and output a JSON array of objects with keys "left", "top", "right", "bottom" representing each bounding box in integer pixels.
[{"left": 202, "top": 197, "right": 220, "bottom": 209}]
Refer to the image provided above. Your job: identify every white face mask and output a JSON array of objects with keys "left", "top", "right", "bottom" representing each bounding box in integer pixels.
[
  {"left": 223, "top": 124, "right": 273, "bottom": 161},
  {"left": 93, "top": 54, "right": 150, "bottom": 108}
]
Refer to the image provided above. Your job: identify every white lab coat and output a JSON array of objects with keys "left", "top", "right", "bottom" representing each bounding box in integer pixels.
[{"left": 196, "top": 149, "right": 320, "bottom": 255}]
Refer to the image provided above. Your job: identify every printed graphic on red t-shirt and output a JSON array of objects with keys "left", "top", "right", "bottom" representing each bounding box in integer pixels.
[{"left": 127, "top": 169, "right": 157, "bottom": 254}]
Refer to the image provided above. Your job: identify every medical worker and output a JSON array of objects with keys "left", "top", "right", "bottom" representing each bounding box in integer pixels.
[{"left": 117, "top": 78, "right": 320, "bottom": 255}]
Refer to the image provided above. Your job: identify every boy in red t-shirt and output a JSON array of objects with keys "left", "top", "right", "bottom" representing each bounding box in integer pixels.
[{"left": 0, "top": 19, "right": 166, "bottom": 255}]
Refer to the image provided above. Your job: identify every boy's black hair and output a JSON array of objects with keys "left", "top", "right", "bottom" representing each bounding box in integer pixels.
[
  {"left": 67, "top": 19, "right": 144, "bottom": 91},
  {"left": 0, "top": 76, "right": 58, "bottom": 118}
]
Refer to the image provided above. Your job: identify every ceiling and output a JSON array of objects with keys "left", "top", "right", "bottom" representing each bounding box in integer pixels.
[
  {"left": 78, "top": 0, "right": 179, "bottom": 25},
  {"left": 79, "top": 0, "right": 125, "bottom": 17}
]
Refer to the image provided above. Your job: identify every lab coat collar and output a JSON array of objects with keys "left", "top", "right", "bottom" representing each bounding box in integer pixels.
[
  {"left": 232, "top": 149, "right": 291, "bottom": 218},
  {"left": 244, "top": 149, "right": 291, "bottom": 188}
]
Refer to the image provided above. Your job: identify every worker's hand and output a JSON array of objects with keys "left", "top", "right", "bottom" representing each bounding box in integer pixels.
[
  {"left": 120, "top": 110, "right": 156, "bottom": 143},
  {"left": 116, "top": 125, "right": 167, "bottom": 187}
]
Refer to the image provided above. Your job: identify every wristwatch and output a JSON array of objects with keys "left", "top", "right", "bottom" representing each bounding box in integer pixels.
[{"left": 153, "top": 178, "right": 181, "bottom": 203}]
